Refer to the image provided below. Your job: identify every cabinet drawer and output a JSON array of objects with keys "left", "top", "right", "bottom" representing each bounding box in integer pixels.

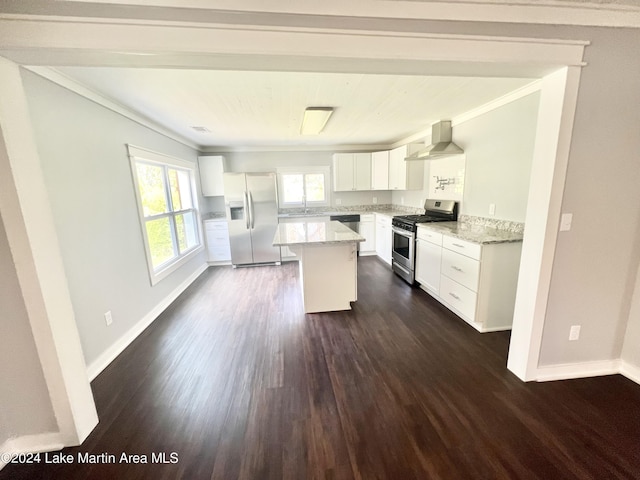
[
  {"left": 440, "top": 275, "right": 477, "bottom": 322},
  {"left": 441, "top": 248, "right": 480, "bottom": 292},
  {"left": 417, "top": 227, "right": 442, "bottom": 245},
  {"left": 209, "top": 248, "right": 231, "bottom": 261},
  {"left": 205, "top": 220, "right": 228, "bottom": 231},
  {"left": 376, "top": 214, "right": 392, "bottom": 226},
  {"left": 442, "top": 235, "right": 481, "bottom": 260},
  {"left": 361, "top": 214, "right": 375, "bottom": 222}
]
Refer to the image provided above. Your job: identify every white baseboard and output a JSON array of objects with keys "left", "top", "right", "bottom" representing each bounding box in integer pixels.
[
  {"left": 620, "top": 360, "right": 640, "bottom": 385},
  {"left": 0, "top": 432, "right": 65, "bottom": 471},
  {"left": 479, "top": 325, "right": 513, "bottom": 333},
  {"left": 206, "top": 260, "right": 231, "bottom": 266},
  {"left": 86, "top": 264, "right": 208, "bottom": 381},
  {"left": 536, "top": 359, "right": 621, "bottom": 382}
]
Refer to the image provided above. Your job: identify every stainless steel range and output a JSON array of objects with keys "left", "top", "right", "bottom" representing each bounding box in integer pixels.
[{"left": 391, "top": 199, "right": 458, "bottom": 284}]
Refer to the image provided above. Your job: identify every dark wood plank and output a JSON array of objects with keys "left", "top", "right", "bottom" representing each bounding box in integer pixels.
[{"left": 3, "top": 258, "right": 640, "bottom": 479}]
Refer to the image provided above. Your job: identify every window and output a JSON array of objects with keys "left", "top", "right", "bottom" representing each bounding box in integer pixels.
[
  {"left": 277, "top": 166, "right": 330, "bottom": 207},
  {"left": 127, "top": 145, "right": 203, "bottom": 285}
]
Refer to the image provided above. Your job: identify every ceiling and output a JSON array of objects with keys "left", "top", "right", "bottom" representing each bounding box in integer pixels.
[{"left": 50, "top": 67, "right": 534, "bottom": 150}]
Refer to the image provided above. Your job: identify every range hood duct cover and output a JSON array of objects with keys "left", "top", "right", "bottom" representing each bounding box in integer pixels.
[{"left": 405, "top": 121, "right": 464, "bottom": 160}]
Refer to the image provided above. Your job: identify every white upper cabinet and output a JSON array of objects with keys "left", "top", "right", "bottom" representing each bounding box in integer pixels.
[
  {"left": 388, "top": 145, "right": 424, "bottom": 190},
  {"left": 354, "top": 153, "right": 372, "bottom": 190},
  {"left": 198, "top": 155, "right": 225, "bottom": 197},
  {"left": 332, "top": 153, "right": 372, "bottom": 191},
  {"left": 371, "top": 150, "right": 389, "bottom": 190}
]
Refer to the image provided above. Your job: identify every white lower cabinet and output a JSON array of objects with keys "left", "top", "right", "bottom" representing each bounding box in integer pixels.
[
  {"left": 359, "top": 214, "right": 376, "bottom": 255},
  {"left": 415, "top": 229, "right": 442, "bottom": 295},
  {"left": 375, "top": 214, "right": 392, "bottom": 265},
  {"left": 205, "top": 219, "right": 231, "bottom": 263},
  {"left": 439, "top": 275, "right": 478, "bottom": 321},
  {"left": 416, "top": 225, "right": 522, "bottom": 332}
]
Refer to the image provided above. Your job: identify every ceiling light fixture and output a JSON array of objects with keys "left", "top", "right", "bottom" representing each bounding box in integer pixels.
[{"left": 300, "top": 107, "right": 334, "bottom": 135}]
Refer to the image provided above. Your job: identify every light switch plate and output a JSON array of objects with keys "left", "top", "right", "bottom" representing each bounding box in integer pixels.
[
  {"left": 569, "top": 325, "right": 580, "bottom": 341},
  {"left": 489, "top": 203, "right": 496, "bottom": 216},
  {"left": 335, "top": 199, "right": 342, "bottom": 205},
  {"left": 560, "top": 213, "right": 573, "bottom": 231}
]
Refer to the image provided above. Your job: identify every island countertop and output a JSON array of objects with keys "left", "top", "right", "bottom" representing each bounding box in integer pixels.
[{"left": 273, "top": 220, "right": 365, "bottom": 247}]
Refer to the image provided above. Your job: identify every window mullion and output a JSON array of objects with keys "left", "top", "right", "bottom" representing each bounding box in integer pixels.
[{"left": 163, "top": 166, "right": 180, "bottom": 257}]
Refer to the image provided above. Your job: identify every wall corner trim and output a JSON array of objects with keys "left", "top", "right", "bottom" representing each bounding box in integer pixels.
[
  {"left": 0, "top": 432, "right": 65, "bottom": 471},
  {"left": 86, "top": 263, "right": 208, "bottom": 381},
  {"left": 620, "top": 360, "right": 640, "bottom": 385}
]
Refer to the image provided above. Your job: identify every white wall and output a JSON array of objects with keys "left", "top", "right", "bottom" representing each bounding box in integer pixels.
[
  {"left": 391, "top": 91, "right": 540, "bottom": 220},
  {"left": 457, "top": 92, "right": 540, "bottom": 221},
  {"left": 536, "top": 28, "right": 640, "bottom": 367},
  {"left": 0, "top": 215, "right": 57, "bottom": 444},
  {"left": 21, "top": 70, "right": 208, "bottom": 370},
  {"left": 220, "top": 150, "right": 393, "bottom": 207}
]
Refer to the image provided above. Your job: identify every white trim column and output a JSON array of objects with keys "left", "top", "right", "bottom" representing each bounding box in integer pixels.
[
  {"left": 507, "top": 66, "right": 583, "bottom": 381},
  {"left": 0, "top": 57, "right": 98, "bottom": 448}
]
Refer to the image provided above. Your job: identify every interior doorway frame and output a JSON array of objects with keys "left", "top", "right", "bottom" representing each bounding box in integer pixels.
[{"left": 0, "top": 17, "right": 587, "bottom": 453}]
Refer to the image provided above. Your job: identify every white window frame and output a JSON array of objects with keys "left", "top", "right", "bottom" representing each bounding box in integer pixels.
[
  {"left": 277, "top": 166, "right": 331, "bottom": 208},
  {"left": 127, "top": 145, "right": 204, "bottom": 285}
]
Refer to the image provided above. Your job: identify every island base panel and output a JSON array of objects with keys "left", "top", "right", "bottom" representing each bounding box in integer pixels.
[{"left": 291, "top": 243, "right": 357, "bottom": 314}]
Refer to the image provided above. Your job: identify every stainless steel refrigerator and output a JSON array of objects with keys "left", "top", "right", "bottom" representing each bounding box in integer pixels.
[{"left": 223, "top": 172, "right": 281, "bottom": 266}]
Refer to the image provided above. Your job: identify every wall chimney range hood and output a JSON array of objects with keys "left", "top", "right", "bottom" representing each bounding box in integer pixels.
[{"left": 405, "top": 121, "right": 464, "bottom": 160}]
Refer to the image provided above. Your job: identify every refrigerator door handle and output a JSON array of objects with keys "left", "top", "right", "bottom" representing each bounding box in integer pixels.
[
  {"left": 248, "top": 191, "right": 255, "bottom": 229},
  {"left": 243, "top": 191, "right": 250, "bottom": 230}
]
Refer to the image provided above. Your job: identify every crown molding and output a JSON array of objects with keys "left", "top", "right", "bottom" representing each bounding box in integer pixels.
[
  {"left": 25, "top": 66, "right": 199, "bottom": 151},
  {"left": 199, "top": 144, "right": 395, "bottom": 154}
]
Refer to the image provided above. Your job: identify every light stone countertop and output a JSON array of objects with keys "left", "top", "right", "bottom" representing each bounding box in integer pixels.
[
  {"left": 273, "top": 220, "right": 365, "bottom": 247},
  {"left": 418, "top": 221, "right": 524, "bottom": 245},
  {"left": 277, "top": 209, "right": 405, "bottom": 219}
]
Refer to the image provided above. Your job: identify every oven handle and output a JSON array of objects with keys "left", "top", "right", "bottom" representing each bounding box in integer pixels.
[{"left": 392, "top": 226, "right": 416, "bottom": 240}]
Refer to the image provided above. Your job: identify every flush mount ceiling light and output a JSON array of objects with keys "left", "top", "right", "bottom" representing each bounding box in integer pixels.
[{"left": 300, "top": 107, "right": 334, "bottom": 135}]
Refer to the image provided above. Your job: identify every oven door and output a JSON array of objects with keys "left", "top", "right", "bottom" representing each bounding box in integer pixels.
[{"left": 392, "top": 227, "right": 415, "bottom": 270}]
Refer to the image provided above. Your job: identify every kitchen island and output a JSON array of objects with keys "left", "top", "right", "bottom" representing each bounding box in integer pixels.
[{"left": 272, "top": 221, "right": 364, "bottom": 313}]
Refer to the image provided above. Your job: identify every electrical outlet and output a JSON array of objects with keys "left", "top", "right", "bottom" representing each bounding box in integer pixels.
[
  {"left": 335, "top": 198, "right": 342, "bottom": 205},
  {"left": 372, "top": 197, "right": 378, "bottom": 204},
  {"left": 569, "top": 325, "right": 580, "bottom": 341},
  {"left": 560, "top": 213, "right": 573, "bottom": 231},
  {"left": 489, "top": 203, "right": 496, "bottom": 216},
  {"left": 104, "top": 310, "right": 113, "bottom": 326},
  {"left": 401, "top": 197, "right": 405, "bottom": 205}
]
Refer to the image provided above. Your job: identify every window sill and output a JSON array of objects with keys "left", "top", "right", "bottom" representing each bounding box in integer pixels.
[{"left": 148, "top": 245, "right": 205, "bottom": 286}]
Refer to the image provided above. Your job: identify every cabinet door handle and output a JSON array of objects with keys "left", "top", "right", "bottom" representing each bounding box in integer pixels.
[
  {"left": 452, "top": 243, "right": 465, "bottom": 248},
  {"left": 451, "top": 266, "right": 463, "bottom": 272},
  {"left": 449, "top": 292, "right": 461, "bottom": 300}
]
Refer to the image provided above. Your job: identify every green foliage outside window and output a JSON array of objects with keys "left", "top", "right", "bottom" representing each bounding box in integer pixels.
[{"left": 135, "top": 161, "right": 198, "bottom": 270}]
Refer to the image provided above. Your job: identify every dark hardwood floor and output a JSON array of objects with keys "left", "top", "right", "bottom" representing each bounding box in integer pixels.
[{"left": 4, "top": 257, "right": 640, "bottom": 479}]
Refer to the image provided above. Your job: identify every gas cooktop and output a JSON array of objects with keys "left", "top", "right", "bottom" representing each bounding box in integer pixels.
[
  {"left": 392, "top": 200, "right": 458, "bottom": 233},
  {"left": 393, "top": 214, "right": 448, "bottom": 224}
]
